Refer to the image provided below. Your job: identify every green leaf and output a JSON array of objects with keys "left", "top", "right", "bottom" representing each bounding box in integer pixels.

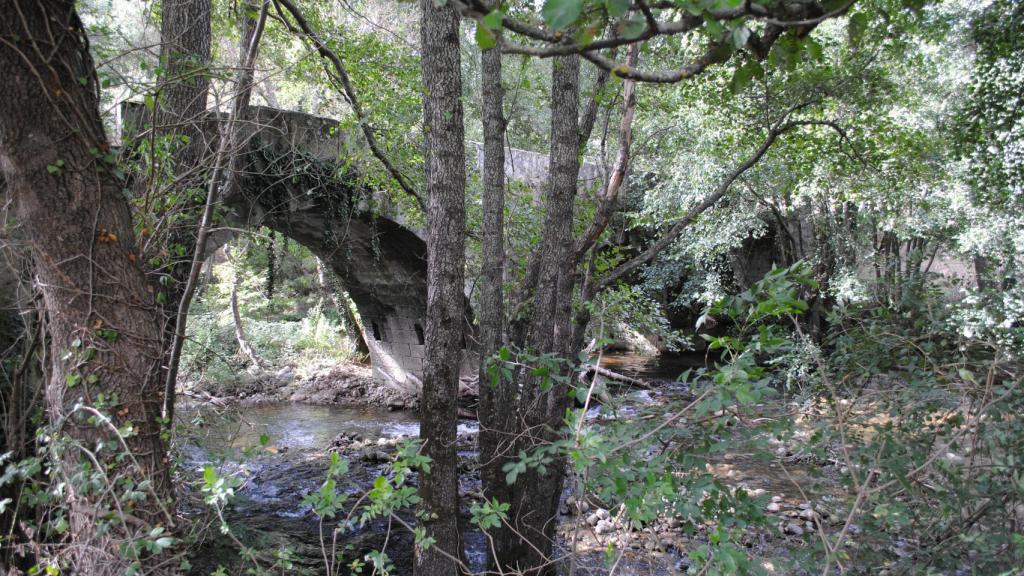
[
  {"left": 483, "top": 9, "right": 503, "bottom": 30},
  {"left": 605, "top": 0, "right": 629, "bottom": 18},
  {"left": 475, "top": 22, "right": 497, "bottom": 49},
  {"left": 848, "top": 12, "right": 869, "bottom": 46},
  {"left": 731, "top": 25, "right": 751, "bottom": 50},
  {"left": 542, "top": 0, "right": 583, "bottom": 31},
  {"left": 729, "top": 65, "right": 753, "bottom": 94},
  {"left": 617, "top": 14, "right": 647, "bottom": 40}
]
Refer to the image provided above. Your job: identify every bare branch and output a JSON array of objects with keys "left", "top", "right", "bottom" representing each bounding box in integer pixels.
[{"left": 574, "top": 43, "right": 640, "bottom": 263}]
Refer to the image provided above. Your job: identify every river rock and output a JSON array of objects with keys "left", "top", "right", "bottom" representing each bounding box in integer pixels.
[
  {"left": 586, "top": 513, "right": 601, "bottom": 526},
  {"left": 276, "top": 367, "right": 295, "bottom": 383},
  {"left": 784, "top": 522, "right": 804, "bottom": 536},
  {"left": 597, "top": 508, "right": 611, "bottom": 520},
  {"left": 766, "top": 502, "right": 781, "bottom": 513},
  {"left": 595, "top": 519, "right": 615, "bottom": 535},
  {"left": 363, "top": 451, "right": 390, "bottom": 464}
]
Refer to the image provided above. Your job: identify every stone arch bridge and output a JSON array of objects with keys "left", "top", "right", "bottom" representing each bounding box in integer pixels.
[{"left": 121, "top": 104, "right": 600, "bottom": 393}]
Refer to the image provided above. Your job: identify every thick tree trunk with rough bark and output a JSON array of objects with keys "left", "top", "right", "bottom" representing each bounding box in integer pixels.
[
  {"left": 149, "top": 0, "right": 211, "bottom": 423},
  {"left": 416, "top": 0, "right": 466, "bottom": 573},
  {"left": 158, "top": 0, "right": 211, "bottom": 172},
  {"left": 0, "top": 1, "right": 174, "bottom": 572},
  {"left": 477, "top": 38, "right": 517, "bottom": 570},
  {"left": 161, "top": 0, "right": 262, "bottom": 424},
  {"left": 152, "top": 0, "right": 211, "bottom": 305},
  {"left": 497, "top": 54, "right": 582, "bottom": 575}
]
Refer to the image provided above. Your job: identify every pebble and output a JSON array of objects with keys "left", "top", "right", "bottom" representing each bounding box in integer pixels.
[
  {"left": 772, "top": 495, "right": 783, "bottom": 503},
  {"left": 784, "top": 522, "right": 804, "bottom": 536},
  {"left": 766, "top": 502, "right": 781, "bottom": 513},
  {"left": 597, "top": 508, "right": 611, "bottom": 520},
  {"left": 586, "top": 513, "right": 601, "bottom": 526},
  {"left": 595, "top": 519, "right": 615, "bottom": 535}
]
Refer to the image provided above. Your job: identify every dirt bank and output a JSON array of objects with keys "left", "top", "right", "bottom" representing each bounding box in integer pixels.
[{"left": 183, "top": 361, "right": 418, "bottom": 409}]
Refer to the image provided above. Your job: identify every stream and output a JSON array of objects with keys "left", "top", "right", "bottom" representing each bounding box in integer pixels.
[{"left": 179, "top": 353, "right": 818, "bottom": 575}]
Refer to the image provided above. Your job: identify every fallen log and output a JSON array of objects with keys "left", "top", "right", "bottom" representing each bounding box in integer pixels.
[{"left": 581, "top": 365, "right": 654, "bottom": 390}]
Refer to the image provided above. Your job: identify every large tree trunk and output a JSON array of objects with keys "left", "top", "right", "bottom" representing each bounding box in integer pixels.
[
  {"left": 415, "top": 0, "right": 466, "bottom": 574},
  {"left": 158, "top": 0, "right": 212, "bottom": 175},
  {"left": 149, "top": 0, "right": 211, "bottom": 422},
  {"left": 497, "top": 54, "right": 582, "bottom": 575},
  {"left": 476, "top": 31, "right": 517, "bottom": 571},
  {"left": 161, "top": 0, "right": 265, "bottom": 424},
  {"left": 0, "top": 1, "right": 174, "bottom": 573},
  {"left": 151, "top": 0, "right": 211, "bottom": 303}
]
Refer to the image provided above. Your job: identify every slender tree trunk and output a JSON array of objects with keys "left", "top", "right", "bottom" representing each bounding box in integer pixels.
[
  {"left": 315, "top": 257, "right": 370, "bottom": 359},
  {"left": 265, "top": 231, "right": 278, "bottom": 300},
  {"left": 499, "top": 54, "right": 582, "bottom": 575},
  {"left": 227, "top": 245, "right": 261, "bottom": 366},
  {"left": 0, "top": 2, "right": 174, "bottom": 572},
  {"left": 476, "top": 35, "right": 516, "bottom": 571},
  {"left": 416, "top": 0, "right": 466, "bottom": 573}
]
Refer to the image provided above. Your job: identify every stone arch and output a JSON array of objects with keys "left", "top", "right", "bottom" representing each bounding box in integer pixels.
[{"left": 122, "top": 104, "right": 440, "bottom": 394}]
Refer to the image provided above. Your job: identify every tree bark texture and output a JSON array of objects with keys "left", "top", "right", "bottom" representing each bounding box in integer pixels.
[
  {"left": 151, "top": 0, "right": 211, "bottom": 300},
  {"left": 161, "top": 0, "right": 263, "bottom": 424},
  {"left": 149, "top": 0, "right": 211, "bottom": 419},
  {"left": 476, "top": 40, "right": 517, "bottom": 570},
  {"left": 0, "top": 1, "right": 174, "bottom": 572},
  {"left": 416, "top": 1, "right": 467, "bottom": 574},
  {"left": 157, "top": 0, "right": 211, "bottom": 179},
  {"left": 498, "top": 54, "right": 582, "bottom": 575}
]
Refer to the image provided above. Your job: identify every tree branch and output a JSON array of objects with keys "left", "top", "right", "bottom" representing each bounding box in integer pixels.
[
  {"left": 574, "top": 43, "right": 640, "bottom": 263},
  {"left": 595, "top": 117, "right": 843, "bottom": 290},
  {"left": 273, "top": 0, "right": 425, "bottom": 211},
  {"left": 456, "top": 0, "right": 853, "bottom": 83}
]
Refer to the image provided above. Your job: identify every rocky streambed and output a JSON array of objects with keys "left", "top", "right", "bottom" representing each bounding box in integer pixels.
[{"left": 177, "top": 357, "right": 853, "bottom": 575}]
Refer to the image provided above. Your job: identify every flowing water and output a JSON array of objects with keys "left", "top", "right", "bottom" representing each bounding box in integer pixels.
[{"left": 181, "top": 353, "right": 821, "bottom": 575}]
